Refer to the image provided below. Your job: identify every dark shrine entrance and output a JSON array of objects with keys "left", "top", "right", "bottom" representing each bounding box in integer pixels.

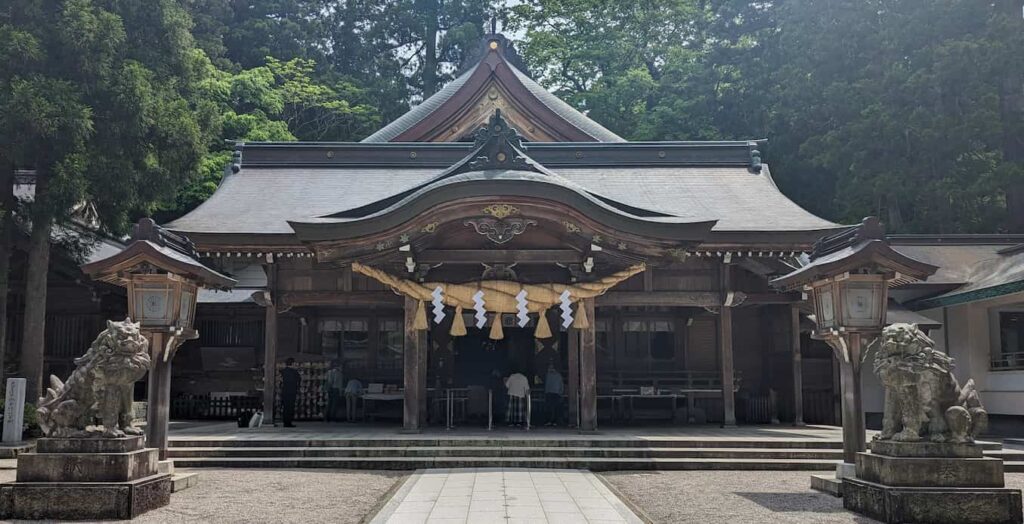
[{"left": 430, "top": 316, "right": 568, "bottom": 428}]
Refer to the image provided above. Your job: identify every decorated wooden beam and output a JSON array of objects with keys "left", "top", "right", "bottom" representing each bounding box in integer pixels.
[{"left": 416, "top": 249, "right": 583, "bottom": 264}]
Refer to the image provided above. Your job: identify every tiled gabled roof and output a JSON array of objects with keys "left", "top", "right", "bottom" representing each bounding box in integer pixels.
[{"left": 362, "top": 34, "right": 624, "bottom": 143}]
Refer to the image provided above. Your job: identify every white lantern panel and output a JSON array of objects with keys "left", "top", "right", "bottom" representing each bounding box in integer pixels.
[
  {"left": 816, "top": 287, "right": 836, "bottom": 329},
  {"left": 842, "top": 281, "right": 884, "bottom": 328},
  {"left": 178, "top": 287, "right": 196, "bottom": 328},
  {"left": 134, "top": 283, "right": 174, "bottom": 327}
]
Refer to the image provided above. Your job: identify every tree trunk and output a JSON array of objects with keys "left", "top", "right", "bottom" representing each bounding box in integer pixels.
[
  {"left": 0, "top": 165, "right": 14, "bottom": 384},
  {"left": 998, "top": 0, "right": 1024, "bottom": 231},
  {"left": 20, "top": 168, "right": 52, "bottom": 401},
  {"left": 421, "top": 0, "right": 440, "bottom": 97}
]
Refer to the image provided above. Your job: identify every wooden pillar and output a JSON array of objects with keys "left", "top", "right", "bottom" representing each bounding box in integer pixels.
[
  {"left": 419, "top": 332, "right": 428, "bottom": 427},
  {"left": 790, "top": 305, "right": 805, "bottom": 426},
  {"left": 262, "top": 261, "right": 278, "bottom": 424},
  {"left": 835, "top": 334, "right": 866, "bottom": 465},
  {"left": 832, "top": 354, "right": 842, "bottom": 425},
  {"left": 145, "top": 332, "right": 171, "bottom": 460},
  {"left": 403, "top": 297, "right": 424, "bottom": 432},
  {"left": 567, "top": 325, "right": 580, "bottom": 426},
  {"left": 719, "top": 263, "right": 736, "bottom": 427},
  {"left": 579, "top": 298, "right": 597, "bottom": 432}
]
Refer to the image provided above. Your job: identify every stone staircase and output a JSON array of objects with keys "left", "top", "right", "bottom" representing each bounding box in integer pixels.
[{"left": 167, "top": 437, "right": 1024, "bottom": 471}]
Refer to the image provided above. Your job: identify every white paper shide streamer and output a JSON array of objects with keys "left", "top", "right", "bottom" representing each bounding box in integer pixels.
[
  {"left": 515, "top": 289, "right": 529, "bottom": 327},
  {"left": 431, "top": 286, "right": 445, "bottom": 324},
  {"left": 473, "top": 290, "right": 487, "bottom": 328},
  {"left": 559, "top": 290, "right": 574, "bottom": 328}
]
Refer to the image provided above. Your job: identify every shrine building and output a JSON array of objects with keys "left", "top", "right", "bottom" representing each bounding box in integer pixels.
[{"left": 165, "top": 33, "right": 849, "bottom": 430}]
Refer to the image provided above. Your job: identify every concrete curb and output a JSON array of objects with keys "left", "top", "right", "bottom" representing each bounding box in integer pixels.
[{"left": 364, "top": 469, "right": 419, "bottom": 524}]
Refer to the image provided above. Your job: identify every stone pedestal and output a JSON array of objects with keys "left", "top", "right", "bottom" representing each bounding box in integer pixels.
[
  {"left": 0, "top": 436, "right": 171, "bottom": 520},
  {"left": 843, "top": 441, "right": 1023, "bottom": 524}
]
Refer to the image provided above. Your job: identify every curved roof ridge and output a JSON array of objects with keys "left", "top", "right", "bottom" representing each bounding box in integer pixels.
[
  {"left": 334, "top": 110, "right": 654, "bottom": 221},
  {"left": 507, "top": 66, "right": 622, "bottom": 142},
  {"left": 361, "top": 63, "right": 479, "bottom": 143},
  {"left": 361, "top": 34, "right": 623, "bottom": 143}
]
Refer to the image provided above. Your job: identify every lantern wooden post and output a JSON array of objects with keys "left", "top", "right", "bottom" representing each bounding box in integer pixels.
[
  {"left": 833, "top": 333, "right": 866, "bottom": 464},
  {"left": 145, "top": 332, "right": 171, "bottom": 460}
]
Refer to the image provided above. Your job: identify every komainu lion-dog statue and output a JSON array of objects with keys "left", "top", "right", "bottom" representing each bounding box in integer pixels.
[
  {"left": 37, "top": 318, "right": 151, "bottom": 438},
  {"left": 873, "top": 323, "right": 987, "bottom": 444}
]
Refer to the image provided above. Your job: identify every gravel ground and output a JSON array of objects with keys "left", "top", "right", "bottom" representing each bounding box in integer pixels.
[
  {"left": 138, "top": 469, "right": 406, "bottom": 524},
  {"left": 601, "top": 471, "right": 1024, "bottom": 524},
  {"left": 0, "top": 469, "right": 405, "bottom": 524}
]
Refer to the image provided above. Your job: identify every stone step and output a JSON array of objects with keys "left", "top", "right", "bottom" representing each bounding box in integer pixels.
[
  {"left": 170, "top": 455, "right": 842, "bottom": 471},
  {"left": 167, "top": 446, "right": 846, "bottom": 460},
  {"left": 168, "top": 438, "right": 850, "bottom": 449},
  {"left": 171, "top": 472, "right": 199, "bottom": 493},
  {"left": 985, "top": 449, "right": 1024, "bottom": 460},
  {"left": 1005, "top": 461, "right": 1024, "bottom": 473}
]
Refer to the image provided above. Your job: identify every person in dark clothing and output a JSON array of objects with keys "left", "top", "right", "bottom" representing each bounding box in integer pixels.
[
  {"left": 280, "top": 358, "right": 301, "bottom": 427},
  {"left": 544, "top": 362, "right": 564, "bottom": 426},
  {"left": 489, "top": 369, "right": 506, "bottom": 425}
]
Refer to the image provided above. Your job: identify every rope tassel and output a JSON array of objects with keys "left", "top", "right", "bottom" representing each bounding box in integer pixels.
[
  {"left": 534, "top": 310, "right": 552, "bottom": 339},
  {"left": 413, "top": 300, "right": 429, "bottom": 330},
  {"left": 572, "top": 301, "right": 590, "bottom": 329},
  {"left": 489, "top": 313, "right": 504, "bottom": 340},
  {"left": 450, "top": 305, "right": 467, "bottom": 337}
]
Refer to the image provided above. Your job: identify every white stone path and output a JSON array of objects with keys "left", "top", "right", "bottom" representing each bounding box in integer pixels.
[{"left": 369, "top": 468, "right": 644, "bottom": 524}]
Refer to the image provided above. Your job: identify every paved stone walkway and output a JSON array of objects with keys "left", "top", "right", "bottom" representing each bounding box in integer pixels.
[{"left": 369, "top": 468, "right": 644, "bottom": 524}]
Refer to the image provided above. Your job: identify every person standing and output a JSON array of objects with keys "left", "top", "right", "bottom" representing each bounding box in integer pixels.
[
  {"left": 489, "top": 369, "right": 506, "bottom": 426},
  {"left": 544, "top": 362, "right": 564, "bottom": 427},
  {"left": 344, "top": 377, "right": 364, "bottom": 422},
  {"left": 324, "top": 360, "right": 344, "bottom": 422},
  {"left": 280, "top": 358, "right": 301, "bottom": 428},
  {"left": 505, "top": 371, "right": 530, "bottom": 427}
]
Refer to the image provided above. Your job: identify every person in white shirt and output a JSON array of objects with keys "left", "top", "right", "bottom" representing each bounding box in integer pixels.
[{"left": 505, "top": 371, "right": 530, "bottom": 427}]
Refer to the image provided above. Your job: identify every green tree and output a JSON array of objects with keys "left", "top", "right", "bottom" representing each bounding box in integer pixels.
[
  {"left": 768, "top": 0, "right": 1024, "bottom": 232},
  {"left": 157, "top": 55, "right": 382, "bottom": 221},
  {"left": 508, "top": 0, "right": 774, "bottom": 141},
  {"left": 510, "top": 0, "right": 1024, "bottom": 233},
  {"left": 0, "top": 0, "right": 216, "bottom": 398}
]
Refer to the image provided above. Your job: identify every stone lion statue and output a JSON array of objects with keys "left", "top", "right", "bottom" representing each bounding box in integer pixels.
[
  {"left": 872, "top": 323, "right": 987, "bottom": 443},
  {"left": 37, "top": 318, "right": 151, "bottom": 438}
]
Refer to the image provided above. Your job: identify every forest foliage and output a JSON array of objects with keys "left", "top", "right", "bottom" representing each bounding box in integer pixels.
[{"left": 3, "top": 0, "right": 1023, "bottom": 234}]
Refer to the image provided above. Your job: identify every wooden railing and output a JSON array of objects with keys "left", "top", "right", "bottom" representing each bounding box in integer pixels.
[
  {"left": 992, "top": 352, "right": 1024, "bottom": 371},
  {"left": 170, "top": 394, "right": 261, "bottom": 420},
  {"left": 597, "top": 370, "right": 738, "bottom": 392}
]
